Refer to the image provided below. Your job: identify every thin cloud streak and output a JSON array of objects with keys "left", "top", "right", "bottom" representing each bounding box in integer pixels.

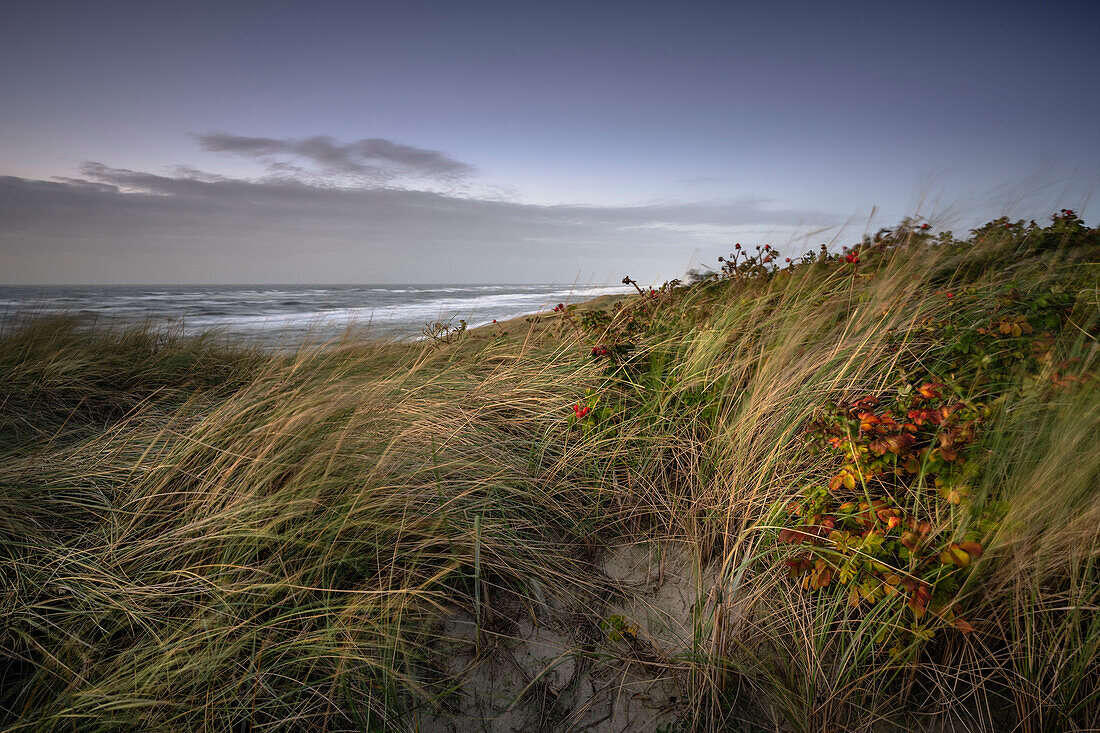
[{"left": 194, "top": 132, "right": 475, "bottom": 181}]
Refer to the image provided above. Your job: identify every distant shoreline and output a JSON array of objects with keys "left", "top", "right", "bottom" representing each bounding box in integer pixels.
[{"left": 0, "top": 283, "right": 635, "bottom": 345}]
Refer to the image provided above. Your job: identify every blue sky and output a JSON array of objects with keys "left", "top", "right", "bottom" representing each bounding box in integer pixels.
[{"left": 1, "top": 0, "right": 1097, "bottom": 284}]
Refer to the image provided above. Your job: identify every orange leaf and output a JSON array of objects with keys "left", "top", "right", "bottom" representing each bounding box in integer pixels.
[
  {"left": 957, "top": 541, "right": 983, "bottom": 558},
  {"left": 907, "top": 587, "right": 931, "bottom": 619},
  {"left": 917, "top": 382, "right": 943, "bottom": 399},
  {"left": 859, "top": 412, "right": 881, "bottom": 431}
]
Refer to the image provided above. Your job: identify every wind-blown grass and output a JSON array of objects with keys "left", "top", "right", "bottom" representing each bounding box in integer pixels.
[{"left": 1, "top": 211, "right": 1097, "bottom": 731}]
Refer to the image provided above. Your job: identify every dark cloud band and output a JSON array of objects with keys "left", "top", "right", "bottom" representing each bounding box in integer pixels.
[
  {"left": 194, "top": 132, "right": 475, "bottom": 181},
  {"left": 0, "top": 137, "right": 841, "bottom": 284}
]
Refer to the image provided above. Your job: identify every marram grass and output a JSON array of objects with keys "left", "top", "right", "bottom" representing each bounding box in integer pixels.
[{"left": 1, "top": 211, "right": 1098, "bottom": 732}]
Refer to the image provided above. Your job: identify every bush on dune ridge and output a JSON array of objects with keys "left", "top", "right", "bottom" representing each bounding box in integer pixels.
[
  {"left": 563, "top": 210, "right": 1098, "bottom": 730},
  {"left": 0, "top": 210, "right": 1097, "bottom": 732}
]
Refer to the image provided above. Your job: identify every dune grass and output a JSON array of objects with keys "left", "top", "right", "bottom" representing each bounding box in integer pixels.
[{"left": 1, "top": 211, "right": 1097, "bottom": 731}]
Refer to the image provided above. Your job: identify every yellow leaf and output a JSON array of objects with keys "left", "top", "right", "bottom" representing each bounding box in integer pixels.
[{"left": 949, "top": 545, "right": 971, "bottom": 568}]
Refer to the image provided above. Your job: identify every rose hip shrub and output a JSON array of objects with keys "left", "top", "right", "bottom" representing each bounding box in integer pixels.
[
  {"left": 780, "top": 386, "right": 1004, "bottom": 656},
  {"left": 569, "top": 211, "right": 1095, "bottom": 656},
  {"left": 573, "top": 210, "right": 1094, "bottom": 654},
  {"left": 775, "top": 250, "right": 1093, "bottom": 656}
]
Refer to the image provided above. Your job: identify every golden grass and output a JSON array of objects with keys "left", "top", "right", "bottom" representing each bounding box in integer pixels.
[{"left": 1, "top": 221, "right": 1097, "bottom": 731}]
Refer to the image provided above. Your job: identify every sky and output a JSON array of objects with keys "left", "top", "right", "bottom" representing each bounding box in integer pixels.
[{"left": 1, "top": 0, "right": 1097, "bottom": 285}]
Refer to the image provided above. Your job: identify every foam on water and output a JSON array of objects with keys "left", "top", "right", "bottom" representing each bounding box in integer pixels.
[{"left": 0, "top": 283, "right": 633, "bottom": 345}]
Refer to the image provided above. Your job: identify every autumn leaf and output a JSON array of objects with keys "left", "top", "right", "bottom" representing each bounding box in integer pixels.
[
  {"left": 875, "top": 507, "right": 897, "bottom": 524},
  {"left": 784, "top": 556, "right": 812, "bottom": 578},
  {"left": 885, "top": 433, "right": 916, "bottom": 454},
  {"left": 852, "top": 394, "right": 880, "bottom": 410},
  {"left": 908, "top": 408, "right": 941, "bottom": 426},
  {"left": 780, "top": 529, "right": 816, "bottom": 545},
  {"left": 831, "top": 470, "right": 857, "bottom": 491},
  {"left": 953, "top": 616, "right": 975, "bottom": 634},
  {"left": 957, "top": 540, "right": 983, "bottom": 558},
  {"left": 907, "top": 585, "right": 931, "bottom": 618},
  {"left": 812, "top": 559, "right": 834, "bottom": 589},
  {"left": 940, "top": 543, "right": 972, "bottom": 567},
  {"left": 858, "top": 412, "right": 881, "bottom": 432},
  {"left": 917, "top": 382, "right": 943, "bottom": 399}
]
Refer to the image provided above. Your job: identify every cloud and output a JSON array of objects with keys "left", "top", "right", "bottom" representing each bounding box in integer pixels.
[
  {"left": 194, "top": 132, "right": 475, "bottom": 182},
  {"left": 0, "top": 161, "right": 842, "bottom": 284}
]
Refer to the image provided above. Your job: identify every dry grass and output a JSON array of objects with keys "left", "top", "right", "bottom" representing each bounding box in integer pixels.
[{"left": 1, "top": 216, "right": 1097, "bottom": 731}]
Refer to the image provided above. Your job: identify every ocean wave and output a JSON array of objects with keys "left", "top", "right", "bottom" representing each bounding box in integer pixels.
[{"left": 0, "top": 283, "right": 636, "bottom": 342}]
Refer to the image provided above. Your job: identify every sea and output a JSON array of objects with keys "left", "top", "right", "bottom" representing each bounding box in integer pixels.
[{"left": 0, "top": 283, "right": 633, "bottom": 347}]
